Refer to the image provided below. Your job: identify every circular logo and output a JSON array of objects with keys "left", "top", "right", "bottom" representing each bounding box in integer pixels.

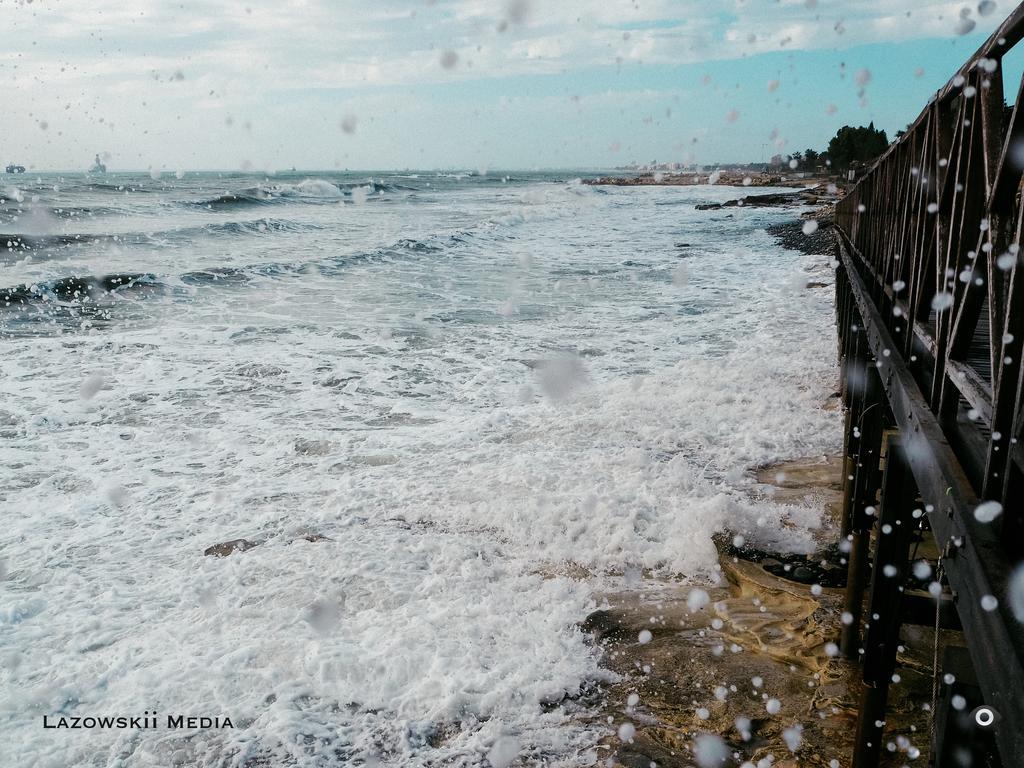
[{"left": 971, "top": 705, "right": 999, "bottom": 729}]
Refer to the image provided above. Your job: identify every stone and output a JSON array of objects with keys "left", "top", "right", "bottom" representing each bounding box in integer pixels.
[{"left": 203, "top": 539, "right": 259, "bottom": 557}]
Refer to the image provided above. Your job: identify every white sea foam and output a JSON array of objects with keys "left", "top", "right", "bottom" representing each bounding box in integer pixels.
[
  {"left": 0, "top": 176, "right": 839, "bottom": 766},
  {"left": 288, "top": 178, "right": 345, "bottom": 198}
]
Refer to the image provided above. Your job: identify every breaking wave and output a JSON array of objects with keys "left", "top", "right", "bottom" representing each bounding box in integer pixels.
[
  {"left": 0, "top": 273, "right": 162, "bottom": 306},
  {"left": 0, "top": 232, "right": 142, "bottom": 252},
  {"left": 0, "top": 219, "right": 320, "bottom": 259},
  {"left": 0, "top": 231, "right": 473, "bottom": 319},
  {"left": 190, "top": 179, "right": 409, "bottom": 208}
]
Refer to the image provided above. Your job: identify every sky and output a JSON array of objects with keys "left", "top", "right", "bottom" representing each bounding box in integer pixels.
[{"left": 0, "top": 0, "right": 1015, "bottom": 171}]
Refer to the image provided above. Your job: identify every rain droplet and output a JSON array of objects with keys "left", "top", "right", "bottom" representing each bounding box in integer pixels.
[
  {"left": 931, "top": 292, "right": 954, "bottom": 312},
  {"left": 974, "top": 500, "right": 1003, "bottom": 522}
]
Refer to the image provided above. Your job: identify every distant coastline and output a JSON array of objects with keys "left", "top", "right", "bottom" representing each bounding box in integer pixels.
[{"left": 582, "top": 169, "right": 832, "bottom": 188}]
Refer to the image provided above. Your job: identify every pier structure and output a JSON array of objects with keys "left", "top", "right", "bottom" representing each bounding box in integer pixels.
[{"left": 834, "top": 5, "right": 1024, "bottom": 765}]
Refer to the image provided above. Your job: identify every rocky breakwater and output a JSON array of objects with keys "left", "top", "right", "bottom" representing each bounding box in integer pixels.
[{"left": 583, "top": 171, "right": 785, "bottom": 187}]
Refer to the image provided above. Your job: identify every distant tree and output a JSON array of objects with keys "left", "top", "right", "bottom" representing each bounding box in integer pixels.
[
  {"left": 826, "top": 123, "right": 889, "bottom": 170},
  {"left": 804, "top": 148, "right": 820, "bottom": 167}
]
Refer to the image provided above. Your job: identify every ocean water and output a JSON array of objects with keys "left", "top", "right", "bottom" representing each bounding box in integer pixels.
[{"left": 0, "top": 172, "right": 840, "bottom": 767}]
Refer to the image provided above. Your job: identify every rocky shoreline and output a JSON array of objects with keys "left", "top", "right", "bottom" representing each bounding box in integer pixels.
[
  {"left": 766, "top": 218, "right": 836, "bottom": 258},
  {"left": 694, "top": 192, "right": 801, "bottom": 210},
  {"left": 582, "top": 170, "right": 835, "bottom": 188},
  {"left": 575, "top": 455, "right": 857, "bottom": 768},
  {"left": 574, "top": 451, "right": 934, "bottom": 767},
  {"left": 582, "top": 171, "right": 840, "bottom": 188}
]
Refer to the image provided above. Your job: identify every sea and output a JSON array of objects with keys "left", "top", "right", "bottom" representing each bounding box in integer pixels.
[{"left": 0, "top": 171, "right": 840, "bottom": 767}]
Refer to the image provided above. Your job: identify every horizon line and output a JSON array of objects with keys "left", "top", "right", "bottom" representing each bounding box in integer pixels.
[{"left": 5, "top": 161, "right": 792, "bottom": 176}]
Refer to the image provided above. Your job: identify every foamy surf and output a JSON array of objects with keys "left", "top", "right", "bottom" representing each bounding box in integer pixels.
[{"left": 0, "top": 172, "right": 839, "bottom": 767}]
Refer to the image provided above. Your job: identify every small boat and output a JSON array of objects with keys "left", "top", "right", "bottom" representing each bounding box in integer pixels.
[
  {"left": 5, "top": 163, "right": 25, "bottom": 174},
  {"left": 89, "top": 154, "right": 107, "bottom": 174}
]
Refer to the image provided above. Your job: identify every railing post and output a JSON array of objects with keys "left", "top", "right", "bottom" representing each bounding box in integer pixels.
[
  {"left": 840, "top": 359, "right": 886, "bottom": 659},
  {"left": 852, "top": 440, "right": 918, "bottom": 767},
  {"left": 839, "top": 320, "right": 865, "bottom": 541}
]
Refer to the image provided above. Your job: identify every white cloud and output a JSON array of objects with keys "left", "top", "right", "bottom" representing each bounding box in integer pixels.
[
  {"left": 0, "top": 0, "right": 1009, "bottom": 168},
  {"left": 3, "top": 1, "right": 1004, "bottom": 89}
]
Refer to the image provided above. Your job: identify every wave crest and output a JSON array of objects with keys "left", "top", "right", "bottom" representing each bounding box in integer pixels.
[
  {"left": 1, "top": 274, "right": 161, "bottom": 307},
  {"left": 189, "top": 178, "right": 409, "bottom": 209}
]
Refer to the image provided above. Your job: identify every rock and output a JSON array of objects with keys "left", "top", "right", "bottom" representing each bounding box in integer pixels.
[
  {"left": 695, "top": 192, "right": 804, "bottom": 211},
  {"left": 204, "top": 538, "right": 259, "bottom": 557},
  {"left": 792, "top": 565, "right": 817, "bottom": 583},
  {"left": 579, "top": 608, "right": 631, "bottom": 643},
  {"left": 740, "top": 192, "right": 804, "bottom": 207}
]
